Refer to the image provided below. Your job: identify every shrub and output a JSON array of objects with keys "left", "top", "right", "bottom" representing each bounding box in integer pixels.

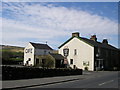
[
  {"left": 84, "top": 67, "right": 88, "bottom": 71},
  {"left": 44, "top": 55, "right": 54, "bottom": 68},
  {"left": 2, "top": 66, "right": 82, "bottom": 80},
  {"left": 35, "top": 55, "right": 54, "bottom": 68}
]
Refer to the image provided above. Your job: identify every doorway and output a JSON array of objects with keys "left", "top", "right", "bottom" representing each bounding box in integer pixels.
[{"left": 96, "top": 59, "right": 104, "bottom": 70}]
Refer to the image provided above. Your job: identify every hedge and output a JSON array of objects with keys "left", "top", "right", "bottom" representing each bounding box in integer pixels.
[
  {"left": 2, "top": 60, "right": 23, "bottom": 65},
  {"left": 2, "top": 66, "right": 82, "bottom": 80}
]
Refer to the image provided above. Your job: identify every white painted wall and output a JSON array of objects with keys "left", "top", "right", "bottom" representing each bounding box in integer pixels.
[
  {"left": 59, "top": 37, "right": 94, "bottom": 71},
  {"left": 24, "top": 43, "right": 35, "bottom": 66},
  {"left": 24, "top": 43, "right": 53, "bottom": 66}
]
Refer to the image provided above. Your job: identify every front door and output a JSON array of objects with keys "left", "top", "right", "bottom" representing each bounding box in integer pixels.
[{"left": 96, "top": 59, "right": 104, "bottom": 70}]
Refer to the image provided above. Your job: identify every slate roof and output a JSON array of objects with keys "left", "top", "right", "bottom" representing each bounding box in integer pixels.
[
  {"left": 59, "top": 36, "right": 118, "bottom": 51},
  {"left": 30, "top": 42, "right": 53, "bottom": 50},
  {"left": 80, "top": 37, "right": 118, "bottom": 50},
  {"left": 50, "top": 53, "right": 64, "bottom": 60}
]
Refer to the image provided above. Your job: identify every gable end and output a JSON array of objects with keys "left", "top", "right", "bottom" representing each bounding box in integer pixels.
[{"left": 58, "top": 36, "right": 94, "bottom": 49}]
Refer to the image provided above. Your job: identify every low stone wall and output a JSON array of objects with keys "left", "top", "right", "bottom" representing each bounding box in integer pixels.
[{"left": 2, "top": 66, "right": 82, "bottom": 80}]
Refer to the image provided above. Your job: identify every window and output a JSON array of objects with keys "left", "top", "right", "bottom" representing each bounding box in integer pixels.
[
  {"left": 74, "top": 49, "right": 77, "bottom": 55},
  {"left": 98, "top": 48, "right": 100, "bottom": 54},
  {"left": 70, "top": 59, "right": 73, "bottom": 64},
  {"left": 83, "top": 61, "right": 86, "bottom": 66},
  {"left": 83, "top": 61, "right": 89, "bottom": 66}
]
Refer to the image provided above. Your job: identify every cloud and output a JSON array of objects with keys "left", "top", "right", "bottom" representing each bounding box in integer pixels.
[{"left": 2, "top": 2, "right": 118, "bottom": 48}]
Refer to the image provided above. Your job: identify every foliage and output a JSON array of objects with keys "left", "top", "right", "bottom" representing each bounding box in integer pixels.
[
  {"left": 1, "top": 50, "right": 24, "bottom": 65},
  {"left": 2, "top": 66, "right": 83, "bottom": 80},
  {"left": 35, "top": 55, "right": 54, "bottom": 68},
  {"left": 44, "top": 55, "right": 54, "bottom": 68},
  {"left": 84, "top": 67, "right": 88, "bottom": 71}
]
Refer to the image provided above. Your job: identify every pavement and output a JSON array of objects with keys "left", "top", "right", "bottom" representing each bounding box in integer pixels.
[{"left": 2, "top": 71, "right": 119, "bottom": 89}]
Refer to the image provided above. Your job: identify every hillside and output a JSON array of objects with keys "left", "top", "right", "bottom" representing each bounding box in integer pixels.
[
  {"left": 0, "top": 45, "right": 24, "bottom": 65},
  {"left": 0, "top": 45, "right": 24, "bottom": 52}
]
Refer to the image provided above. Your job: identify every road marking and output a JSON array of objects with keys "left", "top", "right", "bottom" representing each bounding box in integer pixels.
[{"left": 99, "top": 80, "right": 114, "bottom": 86}]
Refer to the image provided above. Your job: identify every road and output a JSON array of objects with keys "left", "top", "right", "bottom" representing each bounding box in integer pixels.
[{"left": 20, "top": 71, "right": 119, "bottom": 89}]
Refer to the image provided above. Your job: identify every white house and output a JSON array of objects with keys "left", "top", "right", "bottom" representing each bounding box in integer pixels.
[
  {"left": 58, "top": 32, "right": 119, "bottom": 71},
  {"left": 24, "top": 42, "right": 53, "bottom": 66}
]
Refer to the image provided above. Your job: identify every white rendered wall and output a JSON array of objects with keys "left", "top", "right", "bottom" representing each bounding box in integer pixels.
[
  {"left": 24, "top": 43, "right": 53, "bottom": 66},
  {"left": 59, "top": 37, "right": 94, "bottom": 71},
  {"left": 24, "top": 43, "right": 35, "bottom": 66}
]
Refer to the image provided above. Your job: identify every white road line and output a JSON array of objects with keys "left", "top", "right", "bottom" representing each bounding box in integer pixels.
[{"left": 99, "top": 80, "right": 114, "bottom": 86}]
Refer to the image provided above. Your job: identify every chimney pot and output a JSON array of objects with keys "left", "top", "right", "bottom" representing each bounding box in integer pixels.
[
  {"left": 72, "top": 32, "right": 80, "bottom": 37},
  {"left": 90, "top": 35, "right": 97, "bottom": 41},
  {"left": 102, "top": 39, "right": 108, "bottom": 44}
]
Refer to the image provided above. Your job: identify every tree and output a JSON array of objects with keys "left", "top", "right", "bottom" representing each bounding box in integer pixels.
[
  {"left": 35, "top": 55, "right": 55, "bottom": 68},
  {"left": 44, "top": 55, "right": 54, "bottom": 68}
]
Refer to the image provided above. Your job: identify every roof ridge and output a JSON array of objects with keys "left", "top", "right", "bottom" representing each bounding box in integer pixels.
[
  {"left": 80, "top": 37, "right": 102, "bottom": 43},
  {"left": 30, "top": 42, "right": 47, "bottom": 45},
  {"left": 30, "top": 42, "right": 53, "bottom": 50},
  {"left": 59, "top": 36, "right": 118, "bottom": 50}
]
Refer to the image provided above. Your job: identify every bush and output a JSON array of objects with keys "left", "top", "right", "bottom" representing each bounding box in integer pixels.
[
  {"left": 35, "top": 55, "right": 54, "bottom": 68},
  {"left": 43, "top": 55, "right": 54, "bottom": 68},
  {"left": 84, "top": 67, "right": 88, "bottom": 71}
]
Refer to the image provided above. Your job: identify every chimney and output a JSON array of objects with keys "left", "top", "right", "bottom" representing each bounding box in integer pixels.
[
  {"left": 90, "top": 35, "right": 97, "bottom": 41},
  {"left": 102, "top": 39, "right": 108, "bottom": 44},
  {"left": 72, "top": 32, "right": 80, "bottom": 37}
]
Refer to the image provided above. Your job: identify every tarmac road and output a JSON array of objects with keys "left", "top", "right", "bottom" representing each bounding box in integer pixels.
[
  {"left": 22, "top": 71, "right": 119, "bottom": 89},
  {"left": 3, "top": 71, "right": 118, "bottom": 89}
]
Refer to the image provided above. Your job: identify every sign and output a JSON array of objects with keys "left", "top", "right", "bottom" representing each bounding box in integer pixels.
[
  {"left": 63, "top": 48, "right": 69, "bottom": 57},
  {"left": 64, "top": 58, "right": 68, "bottom": 64},
  {"left": 25, "top": 48, "right": 32, "bottom": 53}
]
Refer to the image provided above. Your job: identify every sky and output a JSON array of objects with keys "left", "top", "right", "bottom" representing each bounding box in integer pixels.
[{"left": 1, "top": 2, "right": 119, "bottom": 49}]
